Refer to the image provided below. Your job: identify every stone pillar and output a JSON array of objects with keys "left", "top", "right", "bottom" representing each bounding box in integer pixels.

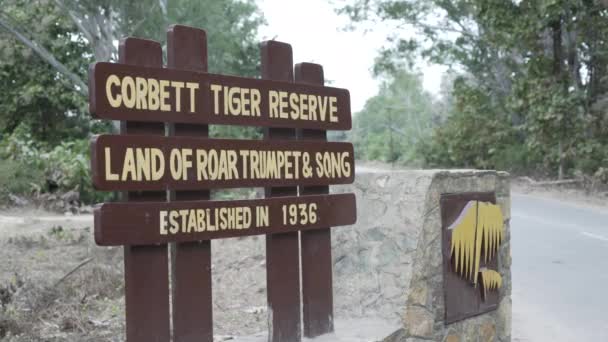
[{"left": 332, "top": 170, "right": 511, "bottom": 342}]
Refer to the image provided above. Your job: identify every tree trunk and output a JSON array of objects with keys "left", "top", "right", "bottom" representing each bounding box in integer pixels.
[{"left": 552, "top": 17, "right": 566, "bottom": 180}]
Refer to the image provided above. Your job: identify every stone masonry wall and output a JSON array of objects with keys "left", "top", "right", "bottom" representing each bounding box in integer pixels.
[{"left": 331, "top": 169, "right": 511, "bottom": 342}]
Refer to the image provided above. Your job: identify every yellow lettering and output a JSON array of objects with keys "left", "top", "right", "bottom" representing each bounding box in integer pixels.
[
  {"left": 211, "top": 84, "right": 222, "bottom": 114},
  {"left": 171, "top": 81, "right": 185, "bottom": 112},
  {"left": 269, "top": 91, "right": 279, "bottom": 118},
  {"left": 228, "top": 87, "right": 241, "bottom": 115},
  {"left": 151, "top": 148, "right": 164, "bottom": 180},
  {"left": 329, "top": 96, "right": 338, "bottom": 122},
  {"left": 135, "top": 77, "right": 147, "bottom": 109},
  {"left": 289, "top": 93, "right": 299, "bottom": 119},
  {"left": 196, "top": 149, "right": 208, "bottom": 180},
  {"left": 279, "top": 91, "right": 288, "bottom": 118},
  {"left": 121, "top": 76, "right": 136, "bottom": 108},
  {"left": 159, "top": 80, "right": 170, "bottom": 111},
  {"left": 122, "top": 148, "right": 137, "bottom": 181},
  {"left": 170, "top": 149, "right": 182, "bottom": 180},
  {"left": 160, "top": 211, "right": 168, "bottom": 235},
  {"left": 106, "top": 75, "right": 121, "bottom": 108},
  {"left": 251, "top": 89, "right": 261, "bottom": 116},
  {"left": 104, "top": 147, "right": 119, "bottom": 181},
  {"left": 148, "top": 79, "right": 160, "bottom": 110},
  {"left": 186, "top": 82, "right": 199, "bottom": 112},
  {"left": 169, "top": 211, "right": 179, "bottom": 234},
  {"left": 181, "top": 149, "right": 192, "bottom": 180}
]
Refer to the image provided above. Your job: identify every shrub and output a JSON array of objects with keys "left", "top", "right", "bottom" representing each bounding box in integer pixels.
[
  {"left": 0, "top": 130, "right": 111, "bottom": 205},
  {"left": 0, "top": 158, "right": 44, "bottom": 203}
]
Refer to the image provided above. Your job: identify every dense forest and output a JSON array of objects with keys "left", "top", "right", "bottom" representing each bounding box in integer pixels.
[
  {"left": 1, "top": 0, "right": 608, "bottom": 204},
  {"left": 342, "top": 0, "right": 608, "bottom": 181}
]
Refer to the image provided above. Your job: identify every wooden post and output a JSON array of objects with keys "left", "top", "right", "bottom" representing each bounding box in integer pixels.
[
  {"left": 295, "top": 62, "right": 334, "bottom": 337},
  {"left": 261, "top": 40, "right": 302, "bottom": 342},
  {"left": 167, "top": 25, "right": 213, "bottom": 342},
  {"left": 119, "top": 37, "right": 170, "bottom": 342}
]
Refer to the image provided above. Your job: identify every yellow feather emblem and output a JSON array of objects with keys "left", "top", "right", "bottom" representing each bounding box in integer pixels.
[
  {"left": 479, "top": 268, "right": 502, "bottom": 299},
  {"left": 448, "top": 200, "right": 504, "bottom": 290}
]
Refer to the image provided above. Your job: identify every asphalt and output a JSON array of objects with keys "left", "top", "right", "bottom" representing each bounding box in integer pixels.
[{"left": 512, "top": 193, "right": 608, "bottom": 341}]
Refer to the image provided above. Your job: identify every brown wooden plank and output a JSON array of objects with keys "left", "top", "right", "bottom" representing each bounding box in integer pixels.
[
  {"left": 262, "top": 40, "right": 302, "bottom": 342},
  {"left": 90, "top": 134, "right": 355, "bottom": 191},
  {"left": 95, "top": 194, "right": 356, "bottom": 245},
  {"left": 296, "top": 62, "right": 338, "bottom": 337},
  {"left": 88, "top": 61, "right": 351, "bottom": 130},
  {"left": 118, "top": 37, "right": 170, "bottom": 342},
  {"left": 166, "top": 24, "right": 213, "bottom": 342}
]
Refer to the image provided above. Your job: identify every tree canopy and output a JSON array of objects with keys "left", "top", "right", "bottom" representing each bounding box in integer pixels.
[
  {"left": 0, "top": 0, "right": 265, "bottom": 143},
  {"left": 352, "top": 71, "right": 437, "bottom": 164},
  {"left": 340, "top": 0, "right": 608, "bottom": 179}
]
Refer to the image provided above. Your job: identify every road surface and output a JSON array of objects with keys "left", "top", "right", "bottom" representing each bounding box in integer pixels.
[{"left": 512, "top": 193, "right": 608, "bottom": 341}]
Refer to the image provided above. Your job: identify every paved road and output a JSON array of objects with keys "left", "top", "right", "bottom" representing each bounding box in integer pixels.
[{"left": 512, "top": 193, "right": 608, "bottom": 341}]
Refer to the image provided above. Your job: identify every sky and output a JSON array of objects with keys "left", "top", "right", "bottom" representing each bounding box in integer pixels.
[{"left": 257, "top": 0, "right": 446, "bottom": 112}]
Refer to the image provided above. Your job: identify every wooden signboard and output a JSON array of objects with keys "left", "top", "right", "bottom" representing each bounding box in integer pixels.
[
  {"left": 91, "top": 134, "right": 355, "bottom": 190},
  {"left": 95, "top": 193, "right": 356, "bottom": 245},
  {"left": 89, "top": 62, "right": 352, "bottom": 130},
  {"left": 89, "top": 24, "right": 357, "bottom": 342}
]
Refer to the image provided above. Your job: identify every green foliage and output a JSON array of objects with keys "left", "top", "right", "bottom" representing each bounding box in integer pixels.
[
  {"left": 352, "top": 71, "right": 436, "bottom": 165},
  {"left": 0, "top": 128, "right": 111, "bottom": 204},
  {"left": 341, "top": 0, "right": 608, "bottom": 179},
  {"left": 0, "top": 0, "right": 99, "bottom": 144},
  {"left": 417, "top": 79, "right": 524, "bottom": 171},
  {"left": 0, "top": 158, "right": 43, "bottom": 203},
  {"left": 0, "top": 0, "right": 265, "bottom": 144},
  {"left": 129, "top": 0, "right": 264, "bottom": 77}
]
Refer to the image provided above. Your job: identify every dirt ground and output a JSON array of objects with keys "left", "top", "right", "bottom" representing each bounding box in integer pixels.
[{"left": 0, "top": 210, "right": 374, "bottom": 341}]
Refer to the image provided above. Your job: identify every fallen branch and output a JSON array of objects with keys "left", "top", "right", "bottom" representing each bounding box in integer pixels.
[
  {"left": 516, "top": 176, "right": 583, "bottom": 186},
  {"left": 54, "top": 258, "right": 93, "bottom": 287},
  {"left": 530, "top": 179, "right": 583, "bottom": 186},
  {"left": 517, "top": 176, "right": 536, "bottom": 184}
]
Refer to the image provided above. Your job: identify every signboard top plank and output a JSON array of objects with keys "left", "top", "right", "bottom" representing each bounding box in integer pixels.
[{"left": 89, "top": 62, "right": 351, "bottom": 130}]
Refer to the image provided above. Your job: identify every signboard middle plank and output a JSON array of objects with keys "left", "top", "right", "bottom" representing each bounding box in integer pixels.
[
  {"left": 89, "top": 62, "right": 351, "bottom": 130},
  {"left": 91, "top": 134, "right": 355, "bottom": 191}
]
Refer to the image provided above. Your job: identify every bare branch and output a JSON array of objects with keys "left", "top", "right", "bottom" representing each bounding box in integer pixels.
[
  {"left": 52, "top": 0, "right": 95, "bottom": 44},
  {"left": 0, "top": 14, "right": 88, "bottom": 97}
]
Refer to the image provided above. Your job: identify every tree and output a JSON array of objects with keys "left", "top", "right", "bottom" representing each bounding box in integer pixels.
[
  {"left": 0, "top": 0, "right": 93, "bottom": 144},
  {"left": 0, "top": 0, "right": 265, "bottom": 142},
  {"left": 352, "top": 70, "right": 436, "bottom": 164},
  {"left": 51, "top": 0, "right": 264, "bottom": 77},
  {"left": 340, "top": 0, "right": 608, "bottom": 179}
]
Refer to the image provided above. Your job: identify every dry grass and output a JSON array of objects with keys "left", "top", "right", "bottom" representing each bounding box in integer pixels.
[{"left": 0, "top": 225, "right": 125, "bottom": 341}]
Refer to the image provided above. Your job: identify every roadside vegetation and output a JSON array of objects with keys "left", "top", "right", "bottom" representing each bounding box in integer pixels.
[{"left": 341, "top": 0, "right": 608, "bottom": 183}]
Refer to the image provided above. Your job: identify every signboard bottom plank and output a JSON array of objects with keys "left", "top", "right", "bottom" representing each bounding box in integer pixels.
[{"left": 95, "top": 193, "right": 356, "bottom": 246}]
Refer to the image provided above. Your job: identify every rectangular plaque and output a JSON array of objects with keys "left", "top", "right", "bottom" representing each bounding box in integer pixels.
[
  {"left": 95, "top": 193, "right": 356, "bottom": 245},
  {"left": 441, "top": 192, "right": 500, "bottom": 324},
  {"left": 89, "top": 62, "right": 351, "bottom": 130},
  {"left": 91, "top": 134, "right": 354, "bottom": 191}
]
